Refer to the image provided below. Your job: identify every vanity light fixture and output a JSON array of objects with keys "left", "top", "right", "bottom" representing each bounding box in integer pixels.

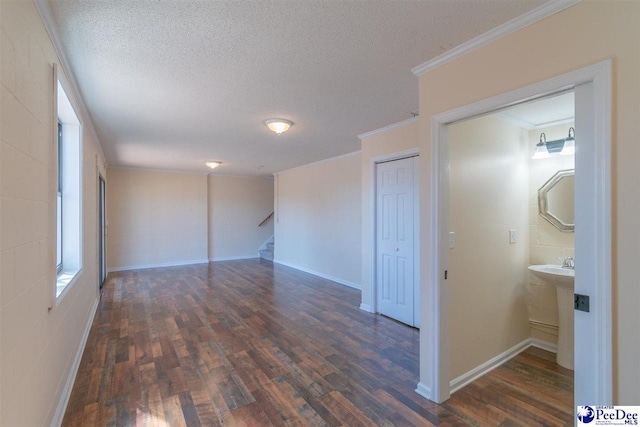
[
  {"left": 560, "top": 127, "right": 575, "bottom": 156},
  {"left": 205, "top": 161, "right": 221, "bottom": 169},
  {"left": 265, "top": 119, "right": 293, "bottom": 134},
  {"left": 532, "top": 133, "right": 551, "bottom": 159},
  {"left": 532, "top": 127, "right": 576, "bottom": 160}
]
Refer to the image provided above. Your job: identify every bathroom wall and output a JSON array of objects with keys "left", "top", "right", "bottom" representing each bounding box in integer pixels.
[
  {"left": 528, "top": 122, "right": 575, "bottom": 345},
  {"left": 448, "top": 115, "right": 530, "bottom": 380}
]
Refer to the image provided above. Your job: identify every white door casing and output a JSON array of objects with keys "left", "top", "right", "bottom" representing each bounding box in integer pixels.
[{"left": 376, "top": 156, "right": 417, "bottom": 326}]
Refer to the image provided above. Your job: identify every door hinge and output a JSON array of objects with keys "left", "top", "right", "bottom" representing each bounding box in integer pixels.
[{"left": 444, "top": 270, "right": 448, "bottom": 280}]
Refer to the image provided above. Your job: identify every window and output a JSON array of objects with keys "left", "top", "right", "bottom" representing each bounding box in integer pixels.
[{"left": 56, "top": 79, "right": 82, "bottom": 299}]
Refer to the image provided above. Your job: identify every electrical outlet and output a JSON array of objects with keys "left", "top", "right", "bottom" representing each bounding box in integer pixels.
[
  {"left": 509, "top": 229, "right": 516, "bottom": 244},
  {"left": 449, "top": 232, "right": 455, "bottom": 249}
]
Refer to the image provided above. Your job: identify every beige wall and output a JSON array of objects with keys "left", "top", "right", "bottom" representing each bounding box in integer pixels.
[
  {"left": 528, "top": 122, "right": 575, "bottom": 345},
  {"left": 360, "top": 119, "right": 419, "bottom": 308},
  {"left": 275, "top": 152, "right": 362, "bottom": 288},
  {"left": 107, "top": 168, "right": 208, "bottom": 270},
  {"left": 448, "top": 116, "right": 530, "bottom": 379},
  {"left": 208, "top": 175, "right": 274, "bottom": 260},
  {"left": 418, "top": 0, "right": 639, "bottom": 402},
  {"left": 0, "top": 1, "right": 107, "bottom": 425}
]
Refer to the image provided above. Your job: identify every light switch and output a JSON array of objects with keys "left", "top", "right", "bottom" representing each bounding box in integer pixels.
[
  {"left": 449, "top": 232, "right": 455, "bottom": 249},
  {"left": 509, "top": 229, "right": 516, "bottom": 244}
]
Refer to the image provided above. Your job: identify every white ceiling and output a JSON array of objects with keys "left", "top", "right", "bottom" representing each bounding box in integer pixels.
[
  {"left": 492, "top": 91, "right": 575, "bottom": 129},
  {"left": 48, "top": 0, "right": 547, "bottom": 176}
]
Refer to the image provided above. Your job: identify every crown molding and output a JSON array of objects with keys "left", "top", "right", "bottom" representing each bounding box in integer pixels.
[
  {"left": 275, "top": 150, "right": 362, "bottom": 176},
  {"left": 34, "top": 0, "right": 108, "bottom": 165},
  {"left": 411, "top": 0, "right": 581, "bottom": 76},
  {"left": 357, "top": 117, "right": 419, "bottom": 140},
  {"left": 107, "top": 165, "right": 210, "bottom": 175},
  {"left": 208, "top": 173, "right": 274, "bottom": 180},
  {"left": 108, "top": 165, "right": 274, "bottom": 179}
]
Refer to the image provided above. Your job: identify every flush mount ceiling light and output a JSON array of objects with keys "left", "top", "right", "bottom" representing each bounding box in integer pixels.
[
  {"left": 205, "top": 161, "right": 221, "bottom": 169},
  {"left": 265, "top": 119, "right": 293, "bottom": 134},
  {"left": 532, "top": 127, "right": 576, "bottom": 160}
]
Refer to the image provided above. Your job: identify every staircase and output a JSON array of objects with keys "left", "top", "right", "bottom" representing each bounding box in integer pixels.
[{"left": 259, "top": 236, "right": 274, "bottom": 261}]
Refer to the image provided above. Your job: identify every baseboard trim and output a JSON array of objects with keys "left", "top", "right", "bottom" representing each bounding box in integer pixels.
[
  {"left": 209, "top": 255, "right": 259, "bottom": 262},
  {"left": 273, "top": 259, "right": 361, "bottom": 290},
  {"left": 450, "top": 338, "right": 532, "bottom": 394},
  {"left": 415, "top": 382, "right": 431, "bottom": 400},
  {"left": 107, "top": 259, "right": 209, "bottom": 272},
  {"left": 530, "top": 338, "right": 558, "bottom": 354},
  {"left": 529, "top": 319, "right": 559, "bottom": 336},
  {"left": 359, "top": 303, "right": 372, "bottom": 313},
  {"left": 51, "top": 297, "right": 99, "bottom": 427}
]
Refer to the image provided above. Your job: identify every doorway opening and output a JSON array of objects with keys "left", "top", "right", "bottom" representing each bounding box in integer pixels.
[
  {"left": 446, "top": 90, "right": 575, "bottom": 414},
  {"left": 422, "top": 61, "right": 612, "bottom": 408},
  {"left": 98, "top": 174, "right": 107, "bottom": 289}
]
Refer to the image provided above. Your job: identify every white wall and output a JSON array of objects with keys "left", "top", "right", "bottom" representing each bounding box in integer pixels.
[
  {"left": 208, "top": 175, "right": 274, "bottom": 260},
  {"left": 359, "top": 119, "right": 419, "bottom": 309},
  {"left": 107, "top": 170, "right": 275, "bottom": 269},
  {"left": 107, "top": 168, "right": 208, "bottom": 270},
  {"left": 528, "top": 122, "right": 575, "bottom": 345},
  {"left": 418, "top": 0, "right": 639, "bottom": 402},
  {"left": 0, "top": 1, "right": 106, "bottom": 425},
  {"left": 448, "top": 115, "right": 530, "bottom": 379},
  {"left": 274, "top": 152, "right": 362, "bottom": 288}
]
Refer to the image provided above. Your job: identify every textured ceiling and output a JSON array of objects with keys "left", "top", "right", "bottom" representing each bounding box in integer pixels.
[{"left": 48, "top": 0, "right": 546, "bottom": 176}]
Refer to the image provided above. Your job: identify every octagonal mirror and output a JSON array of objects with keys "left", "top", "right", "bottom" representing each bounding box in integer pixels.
[{"left": 538, "top": 169, "right": 574, "bottom": 232}]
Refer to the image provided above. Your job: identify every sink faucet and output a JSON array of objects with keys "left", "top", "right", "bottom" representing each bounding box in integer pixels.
[{"left": 561, "top": 257, "right": 575, "bottom": 270}]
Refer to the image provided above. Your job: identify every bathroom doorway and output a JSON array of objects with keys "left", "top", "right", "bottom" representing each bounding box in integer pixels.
[
  {"left": 424, "top": 61, "right": 612, "bottom": 407},
  {"left": 445, "top": 91, "right": 576, "bottom": 414}
]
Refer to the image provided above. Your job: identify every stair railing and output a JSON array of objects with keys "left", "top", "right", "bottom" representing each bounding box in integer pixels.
[{"left": 258, "top": 211, "right": 274, "bottom": 227}]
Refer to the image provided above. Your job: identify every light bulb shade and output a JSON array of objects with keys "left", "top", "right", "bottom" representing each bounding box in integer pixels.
[
  {"left": 560, "top": 138, "right": 575, "bottom": 156},
  {"left": 205, "top": 161, "right": 221, "bottom": 169},
  {"left": 265, "top": 119, "right": 292, "bottom": 134},
  {"left": 532, "top": 143, "right": 550, "bottom": 159}
]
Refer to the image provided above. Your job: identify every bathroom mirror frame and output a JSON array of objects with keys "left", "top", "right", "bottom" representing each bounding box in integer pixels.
[{"left": 538, "top": 169, "right": 575, "bottom": 232}]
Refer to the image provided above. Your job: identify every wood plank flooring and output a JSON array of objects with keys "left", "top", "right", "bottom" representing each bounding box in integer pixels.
[{"left": 62, "top": 260, "right": 573, "bottom": 426}]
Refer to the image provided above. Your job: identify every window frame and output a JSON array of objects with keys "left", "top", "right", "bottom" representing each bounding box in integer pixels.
[
  {"left": 57, "top": 121, "right": 63, "bottom": 274},
  {"left": 53, "top": 68, "right": 83, "bottom": 305}
]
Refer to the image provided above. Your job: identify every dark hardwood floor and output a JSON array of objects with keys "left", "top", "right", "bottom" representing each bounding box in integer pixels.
[{"left": 62, "top": 260, "right": 573, "bottom": 426}]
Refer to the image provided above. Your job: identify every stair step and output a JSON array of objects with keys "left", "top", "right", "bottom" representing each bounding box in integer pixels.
[{"left": 259, "top": 248, "right": 274, "bottom": 261}]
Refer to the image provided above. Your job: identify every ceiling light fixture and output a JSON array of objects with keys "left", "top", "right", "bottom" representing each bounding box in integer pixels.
[
  {"left": 205, "top": 161, "right": 221, "bottom": 169},
  {"left": 265, "top": 119, "right": 293, "bottom": 134}
]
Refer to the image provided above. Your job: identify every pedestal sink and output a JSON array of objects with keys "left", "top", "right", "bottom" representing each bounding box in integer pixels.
[{"left": 528, "top": 265, "right": 575, "bottom": 370}]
